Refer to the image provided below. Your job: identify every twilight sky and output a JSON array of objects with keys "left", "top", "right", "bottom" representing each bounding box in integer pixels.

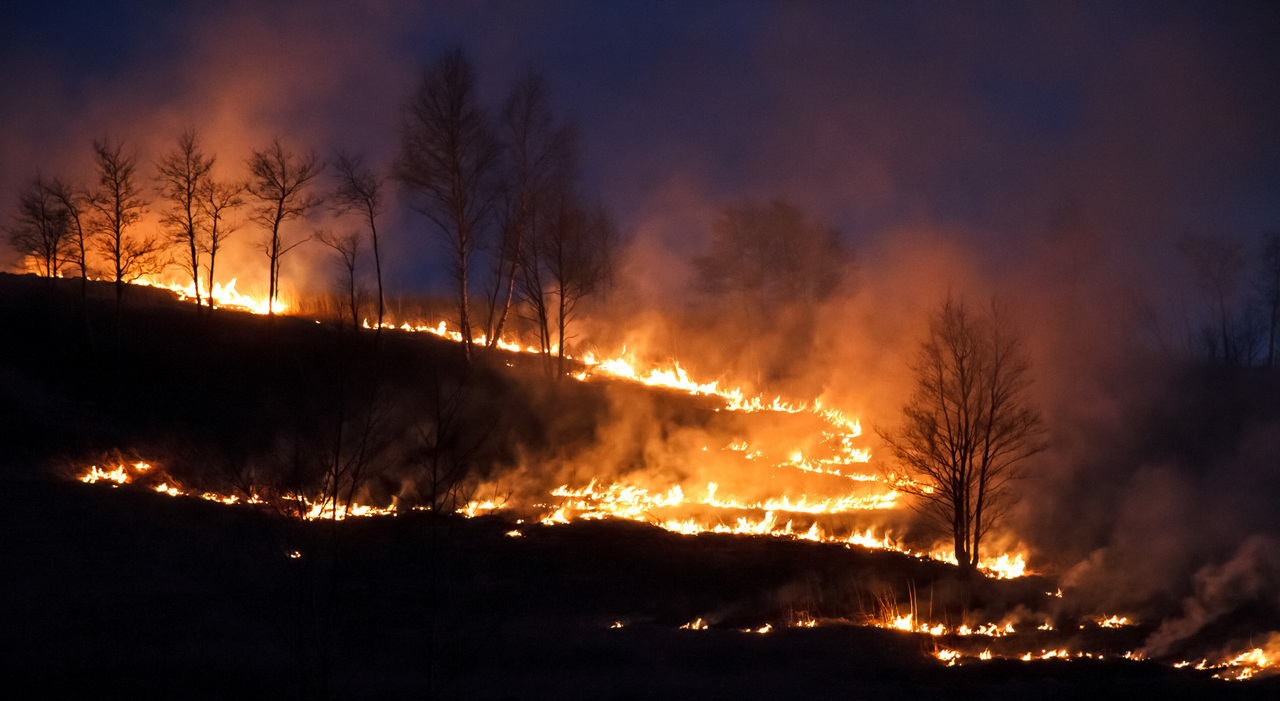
[{"left": 2, "top": 0, "right": 1278, "bottom": 306}]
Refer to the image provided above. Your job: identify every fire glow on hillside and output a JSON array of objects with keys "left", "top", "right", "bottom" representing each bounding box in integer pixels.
[
  {"left": 86, "top": 280, "right": 1018, "bottom": 575},
  {"left": 68, "top": 278, "right": 1280, "bottom": 684},
  {"left": 134, "top": 276, "right": 287, "bottom": 315}
]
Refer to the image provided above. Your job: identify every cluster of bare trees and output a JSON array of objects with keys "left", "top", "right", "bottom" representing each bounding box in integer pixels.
[
  {"left": 4, "top": 132, "right": 308, "bottom": 317},
  {"left": 9, "top": 48, "right": 616, "bottom": 371},
  {"left": 1175, "top": 232, "right": 1280, "bottom": 368},
  {"left": 5, "top": 129, "right": 391, "bottom": 324},
  {"left": 7, "top": 140, "right": 166, "bottom": 319},
  {"left": 398, "top": 49, "right": 617, "bottom": 367}
]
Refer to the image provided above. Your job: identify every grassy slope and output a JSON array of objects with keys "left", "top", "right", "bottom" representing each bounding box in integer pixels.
[{"left": 1, "top": 273, "right": 1273, "bottom": 699}]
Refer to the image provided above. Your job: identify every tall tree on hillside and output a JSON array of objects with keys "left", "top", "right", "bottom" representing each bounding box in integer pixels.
[
  {"left": 330, "top": 152, "right": 385, "bottom": 331},
  {"left": 315, "top": 228, "right": 365, "bottom": 330},
  {"left": 200, "top": 176, "right": 246, "bottom": 308},
  {"left": 879, "top": 297, "right": 1046, "bottom": 574},
  {"left": 398, "top": 48, "right": 502, "bottom": 362},
  {"left": 518, "top": 223, "right": 552, "bottom": 355},
  {"left": 7, "top": 175, "right": 70, "bottom": 278},
  {"left": 542, "top": 196, "right": 618, "bottom": 376},
  {"left": 247, "top": 138, "right": 324, "bottom": 316},
  {"left": 48, "top": 177, "right": 92, "bottom": 303},
  {"left": 89, "top": 138, "right": 162, "bottom": 316},
  {"left": 156, "top": 129, "right": 214, "bottom": 309},
  {"left": 487, "top": 71, "right": 576, "bottom": 350}
]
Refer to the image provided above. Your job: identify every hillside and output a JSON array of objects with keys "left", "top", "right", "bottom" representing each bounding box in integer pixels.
[{"left": 1, "top": 273, "right": 1275, "bottom": 699}]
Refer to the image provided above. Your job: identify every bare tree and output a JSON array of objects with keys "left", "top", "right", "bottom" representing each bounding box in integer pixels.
[
  {"left": 878, "top": 297, "right": 1046, "bottom": 573},
  {"left": 542, "top": 195, "right": 618, "bottom": 376},
  {"left": 89, "top": 138, "right": 163, "bottom": 316},
  {"left": 406, "top": 369, "right": 498, "bottom": 513},
  {"left": 315, "top": 228, "right": 364, "bottom": 330},
  {"left": 248, "top": 138, "right": 324, "bottom": 316},
  {"left": 156, "top": 129, "right": 214, "bottom": 309},
  {"left": 200, "top": 176, "right": 246, "bottom": 307},
  {"left": 1178, "top": 234, "right": 1249, "bottom": 365},
  {"left": 486, "top": 71, "right": 575, "bottom": 349},
  {"left": 398, "top": 48, "right": 502, "bottom": 362},
  {"left": 330, "top": 152, "right": 386, "bottom": 332},
  {"left": 7, "top": 175, "right": 70, "bottom": 277},
  {"left": 517, "top": 225, "right": 552, "bottom": 355},
  {"left": 47, "top": 177, "right": 93, "bottom": 304}
]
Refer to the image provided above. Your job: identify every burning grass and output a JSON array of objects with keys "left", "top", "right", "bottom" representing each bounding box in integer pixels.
[{"left": 7, "top": 274, "right": 1280, "bottom": 695}]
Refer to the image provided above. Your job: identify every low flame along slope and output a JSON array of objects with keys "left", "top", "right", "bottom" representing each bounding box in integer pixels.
[
  {"left": 78, "top": 277, "right": 1278, "bottom": 681},
  {"left": 133, "top": 274, "right": 1020, "bottom": 577}
]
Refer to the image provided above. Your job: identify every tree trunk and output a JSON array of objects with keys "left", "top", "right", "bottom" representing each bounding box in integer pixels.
[
  {"left": 369, "top": 215, "right": 384, "bottom": 335},
  {"left": 188, "top": 230, "right": 202, "bottom": 310},
  {"left": 459, "top": 255, "right": 472, "bottom": 362}
]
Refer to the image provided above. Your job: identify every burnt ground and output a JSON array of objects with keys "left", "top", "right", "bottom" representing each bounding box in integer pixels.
[{"left": 2, "top": 273, "right": 1278, "bottom": 699}]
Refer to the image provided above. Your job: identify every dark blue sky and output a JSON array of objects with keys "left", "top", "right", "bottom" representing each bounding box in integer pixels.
[{"left": 2, "top": 1, "right": 1278, "bottom": 308}]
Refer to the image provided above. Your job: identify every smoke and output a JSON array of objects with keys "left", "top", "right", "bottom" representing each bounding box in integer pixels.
[{"left": 1139, "top": 536, "right": 1280, "bottom": 659}]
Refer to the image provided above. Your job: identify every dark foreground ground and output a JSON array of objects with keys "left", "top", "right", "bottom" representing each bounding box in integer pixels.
[{"left": 3, "top": 475, "right": 1275, "bottom": 701}]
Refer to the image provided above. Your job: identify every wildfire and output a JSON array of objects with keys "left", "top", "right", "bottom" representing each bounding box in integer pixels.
[
  {"left": 136, "top": 276, "right": 283, "bottom": 315},
  {"left": 1208, "top": 647, "right": 1278, "bottom": 680},
  {"left": 76, "top": 459, "right": 389, "bottom": 520},
  {"left": 1095, "top": 615, "right": 1132, "bottom": 629},
  {"left": 869, "top": 608, "right": 1015, "bottom": 638},
  {"left": 74, "top": 310, "right": 1033, "bottom": 581},
  {"left": 1163, "top": 641, "right": 1280, "bottom": 681}
]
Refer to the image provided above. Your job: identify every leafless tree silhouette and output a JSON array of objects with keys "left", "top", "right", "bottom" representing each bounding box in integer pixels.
[
  {"left": 157, "top": 129, "right": 215, "bottom": 309},
  {"left": 315, "top": 228, "right": 365, "bottom": 330},
  {"left": 398, "top": 48, "right": 502, "bottom": 362},
  {"left": 487, "top": 71, "right": 575, "bottom": 350},
  {"left": 199, "top": 176, "right": 246, "bottom": 309},
  {"left": 47, "top": 177, "right": 93, "bottom": 305},
  {"left": 330, "top": 152, "right": 386, "bottom": 332},
  {"left": 879, "top": 296, "right": 1046, "bottom": 573},
  {"left": 248, "top": 138, "right": 324, "bottom": 316},
  {"left": 89, "top": 138, "right": 163, "bottom": 319},
  {"left": 7, "top": 175, "right": 70, "bottom": 278},
  {"left": 540, "top": 195, "right": 617, "bottom": 376}
]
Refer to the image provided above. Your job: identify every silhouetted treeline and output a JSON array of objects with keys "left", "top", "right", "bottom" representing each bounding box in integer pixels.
[
  {"left": 1177, "top": 231, "right": 1280, "bottom": 369},
  {"left": 5, "top": 46, "right": 619, "bottom": 375}
]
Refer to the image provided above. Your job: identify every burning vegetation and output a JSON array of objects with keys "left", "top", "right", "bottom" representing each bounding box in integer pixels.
[{"left": 31, "top": 283, "right": 1272, "bottom": 689}]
